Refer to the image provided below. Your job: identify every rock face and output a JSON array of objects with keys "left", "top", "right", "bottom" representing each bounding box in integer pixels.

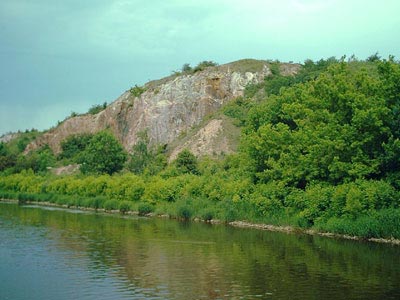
[
  {"left": 26, "top": 59, "right": 300, "bottom": 155},
  {"left": 0, "top": 133, "right": 20, "bottom": 143},
  {"left": 168, "top": 117, "right": 240, "bottom": 161}
]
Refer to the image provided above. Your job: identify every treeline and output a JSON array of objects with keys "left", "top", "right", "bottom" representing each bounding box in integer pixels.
[{"left": 1, "top": 55, "right": 400, "bottom": 240}]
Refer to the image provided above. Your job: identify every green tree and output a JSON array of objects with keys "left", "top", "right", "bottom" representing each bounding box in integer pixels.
[
  {"left": 128, "top": 131, "right": 167, "bottom": 175},
  {"left": 175, "top": 149, "right": 199, "bottom": 174},
  {"left": 181, "top": 63, "right": 192, "bottom": 73},
  {"left": 128, "top": 131, "right": 151, "bottom": 174},
  {"left": 79, "top": 131, "right": 127, "bottom": 175},
  {"left": 59, "top": 133, "right": 93, "bottom": 161},
  {"left": 0, "top": 142, "right": 7, "bottom": 156},
  {"left": 16, "top": 136, "right": 31, "bottom": 152},
  {"left": 14, "top": 145, "right": 55, "bottom": 173},
  {"left": 0, "top": 143, "right": 17, "bottom": 171}
]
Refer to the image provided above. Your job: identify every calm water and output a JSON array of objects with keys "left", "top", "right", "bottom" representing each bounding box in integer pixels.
[{"left": 0, "top": 202, "right": 399, "bottom": 300}]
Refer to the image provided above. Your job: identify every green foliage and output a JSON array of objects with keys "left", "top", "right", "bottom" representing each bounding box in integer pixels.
[
  {"left": 244, "top": 61, "right": 397, "bottom": 188},
  {"left": 244, "top": 83, "right": 263, "bottom": 99},
  {"left": 269, "top": 61, "right": 281, "bottom": 76},
  {"left": 103, "top": 199, "right": 120, "bottom": 211},
  {"left": 0, "top": 130, "right": 45, "bottom": 173},
  {"left": 130, "top": 84, "right": 146, "bottom": 97},
  {"left": 263, "top": 75, "right": 295, "bottom": 96},
  {"left": 138, "top": 202, "right": 155, "bottom": 216},
  {"left": 193, "top": 60, "right": 218, "bottom": 73},
  {"left": 201, "top": 210, "right": 214, "bottom": 221},
  {"left": 128, "top": 131, "right": 167, "bottom": 175},
  {"left": 87, "top": 102, "right": 107, "bottom": 115},
  {"left": 0, "top": 143, "right": 16, "bottom": 171},
  {"left": 59, "top": 133, "right": 93, "bottom": 161},
  {"left": 0, "top": 142, "right": 8, "bottom": 156},
  {"left": 118, "top": 201, "right": 132, "bottom": 213},
  {"left": 316, "top": 208, "right": 400, "bottom": 239},
  {"left": 173, "top": 61, "right": 218, "bottom": 75},
  {"left": 181, "top": 63, "right": 192, "bottom": 73},
  {"left": 6, "top": 130, "right": 41, "bottom": 154},
  {"left": 128, "top": 133, "right": 149, "bottom": 174},
  {"left": 13, "top": 145, "right": 56, "bottom": 174},
  {"left": 366, "top": 52, "right": 381, "bottom": 62},
  {"left": 175, "top": 149, "right": 199, "bottom": 174},
  {"left": 104, "top": 174, "right": 145, "bottom": 201},
  {"left": 176, "top": 201, "right": 193, "bottom": 220},
  {"left": 263, "top": 57, "right": 340, "bottom": 97},
  {"left": 142, "top": 176, "right": 190, "bottom": 203},
  {"left": 79, "top": 131, "right": 127, "bottom": 175}
]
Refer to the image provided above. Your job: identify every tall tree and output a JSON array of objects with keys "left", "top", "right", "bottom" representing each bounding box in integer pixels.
[
  {"left": 175, "top": 149, "right": 199, "bottom": 174},
  {"left": 80, "top": 131, "right": 127, "bottom": 175}
]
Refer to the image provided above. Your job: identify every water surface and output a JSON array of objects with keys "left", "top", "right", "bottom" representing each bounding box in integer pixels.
[{"left": 0, "top": 202, "right": 399, "bottom": 299}]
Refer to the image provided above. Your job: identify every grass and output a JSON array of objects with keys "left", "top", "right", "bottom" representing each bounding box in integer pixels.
[
  {"left": 222, "top": 59, "right": 269, "bottom": 73},
  {"left": 1, "top": 188, "right": 399, "bottom": 241},
  {"left": 314, "top": 209, "right": 400, "bottom": 239}
]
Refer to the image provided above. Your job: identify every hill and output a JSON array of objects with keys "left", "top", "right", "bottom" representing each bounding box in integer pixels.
[{"left": 25, "top": 59, "right": 300, "bottom": 158}]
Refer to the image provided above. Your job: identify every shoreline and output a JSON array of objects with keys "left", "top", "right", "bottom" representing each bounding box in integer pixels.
[
  {"left": 2, "top": 198, "right": 400, "bottom": 246},
  {"left": 228, "top": 220, "right": 400, "bottom": 245}
]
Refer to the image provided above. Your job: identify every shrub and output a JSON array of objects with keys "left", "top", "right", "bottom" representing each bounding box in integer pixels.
[
  {"left": 92, "top": 196, "right": 106, "bottom": 209},
  {"left": 142, "top": 176, "right": 185, "bottom": 203},
  {"left": 177, "top": 205, "right": 193, "bottom": 220},
  {"left": 87, "top": 102, "right": 107, "bottom": 115},
  {"left": 201, "top": 210, "right": 214, "bottom": 221},
  {"left": 175, "top": 149, "right": 199, "bottom": 174},
  {"left": 17, "top": 192, "right": 31, "bottom": 203},
  {"left": 119, "top": 201, "right": 132, "bottom": 213},
  {"left": 193, "top": 60, "right": 218, "bottom": 73},
  {"left": 0, "top": 190, "right": 17, "bottom": 200},
  {"left": 55, "top": 195, "right": 70, "bottom": 205},
  {"left": 315, "top": 208, "right": 400, "bottom": 239},
  {"left": 103, "top": 199, "right": 119, "bottom": 211},
  {"left": 130, "top": 85, "right": 146, "bottom": 97},
  {"left": 138, "top": 203, "right": 154, "bottom": 216},
  {"left": 375, "top": 208, "right": 400, "bottom": 239},
  {"left": 59, "top": 133, "right": 93, "bottom": 161},
  {"left": 181, "top": 63, "right": 192, "bottom": 73},
  {"left": 40, "top": 193, "right": 55, "bottom": 203}
]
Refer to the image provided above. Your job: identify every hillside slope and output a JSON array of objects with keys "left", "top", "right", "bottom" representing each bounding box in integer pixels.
[{"left": 25, "top": 59, "right": 300, "bottom": 156}]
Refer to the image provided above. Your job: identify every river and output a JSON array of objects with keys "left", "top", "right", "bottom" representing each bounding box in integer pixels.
[{"left": 0, "top": 202, "right": 399, "bottom": 299}]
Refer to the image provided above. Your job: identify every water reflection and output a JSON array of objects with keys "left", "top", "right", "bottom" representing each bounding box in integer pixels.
[{"left": 1, "top": 202, "right": 399, "bottom": 300}]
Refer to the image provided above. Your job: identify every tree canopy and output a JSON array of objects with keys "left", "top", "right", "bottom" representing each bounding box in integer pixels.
[
  {"left": 79, "top": 131, "right": 127, "bottom": 175},
  {"left": 243, "top": 60, "right": 400, "bottom": 188}
]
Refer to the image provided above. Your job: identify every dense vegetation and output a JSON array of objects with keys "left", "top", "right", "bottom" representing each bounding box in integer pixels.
[{"left": 1, "top": 55, "right": 400, "bottom": 240}]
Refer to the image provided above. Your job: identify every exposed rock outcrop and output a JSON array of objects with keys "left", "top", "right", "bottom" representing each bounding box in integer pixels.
[
  {"left": 0, "top": 133, "right": 20, "bottom": 143},
  {"left": 168, "top": 117, "right": 240, "bottom": 161},
  {"left": 26, "top": 59, "right": 300, "bottom": 155}
]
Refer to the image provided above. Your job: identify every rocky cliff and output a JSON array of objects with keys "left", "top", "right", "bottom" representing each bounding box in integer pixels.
[{"left": 26, "top": 59, "right": 300, "bottom": 157}]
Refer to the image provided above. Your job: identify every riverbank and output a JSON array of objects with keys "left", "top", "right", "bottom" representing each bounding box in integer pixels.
[
  {"left": 2, "top": 198, "right": 399, "bottom": 246},
  {"left": 229, "top": 220, "right": 400, "bottom": 245}
]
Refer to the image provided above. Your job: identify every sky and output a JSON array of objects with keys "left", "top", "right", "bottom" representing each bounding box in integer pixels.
[{"left": 1, "top": 0, "right": 399, "bottom": 135}]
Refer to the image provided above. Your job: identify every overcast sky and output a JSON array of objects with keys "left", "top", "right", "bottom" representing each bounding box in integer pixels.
[{"left": 1, "top": 0, "right": 399, "bottom": 135}]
